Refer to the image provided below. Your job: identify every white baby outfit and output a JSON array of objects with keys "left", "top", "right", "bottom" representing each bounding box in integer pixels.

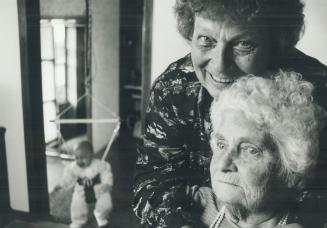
[{"left": 61, "top": 158, "right": 113, "bottom": 228}]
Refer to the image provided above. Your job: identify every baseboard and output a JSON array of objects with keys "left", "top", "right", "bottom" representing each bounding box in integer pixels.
[{"left": 1, "top": 209, "right": 52, "bottom": 227}]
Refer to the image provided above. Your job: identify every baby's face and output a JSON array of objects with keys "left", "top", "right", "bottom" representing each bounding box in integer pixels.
[{"left": 74, "top": 149, "right": 93, "bottom": 168}]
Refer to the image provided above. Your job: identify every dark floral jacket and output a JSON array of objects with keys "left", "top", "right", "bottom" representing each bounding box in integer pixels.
[{"left": 133, "top": 50, "right": 327, "bottom": 228}]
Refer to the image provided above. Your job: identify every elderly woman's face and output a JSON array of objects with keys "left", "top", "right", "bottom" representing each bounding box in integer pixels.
[
  {"left": 191, "top": 16, "right": 270, "bottom": 98},
  {"left": 210, "top": 109, "right": 277, "bottom": 210}
]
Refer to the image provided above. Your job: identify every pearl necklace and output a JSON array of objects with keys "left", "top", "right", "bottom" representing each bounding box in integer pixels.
[
  {"left": 278, "top": 213, "right": 289, "bottom": 226},
  {"left": 209, "top": 206, "right": 226, "bottom": 228},
  {"left": 209, "top": 206, "right": 289, "bottom": 228}
]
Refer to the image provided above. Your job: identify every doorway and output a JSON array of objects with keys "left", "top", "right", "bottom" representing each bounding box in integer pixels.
[
  {"left": 40, "top": 18, "right": 89, "bottom": 222},
  {"left": 19, "top": 0, "right": 151, "bottom": 226},
  {"left": 41, "top": 18, "right": 87, "bottom": 157}
]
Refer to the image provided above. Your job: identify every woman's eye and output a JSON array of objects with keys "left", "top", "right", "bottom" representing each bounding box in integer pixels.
[
  {"left": 199, "top": 36, "right": 209, "bottom": 42},
  {"left": 240, "top": 145, "right": 261, "bottom": 156},
  {"left": 216, "top": 142, "right": 226, "bottom": 150},
  {"left": 198, "top": 36, "right": 213, "bottom": 46},
  {"left": 233, "top": 40, "right": 256, "bottom": 52}
]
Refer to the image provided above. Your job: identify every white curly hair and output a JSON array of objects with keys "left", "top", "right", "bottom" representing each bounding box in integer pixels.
[{"left": 210, "top": 70, "right": 326, "bottom": 190}]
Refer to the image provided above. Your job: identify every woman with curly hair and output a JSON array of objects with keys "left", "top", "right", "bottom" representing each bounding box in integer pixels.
[
  {"left": 204, "top": 71, "right": 326, "bottom": 227},
  {"left": 133, "top": 1, "right": 327, "bottom": 227}
]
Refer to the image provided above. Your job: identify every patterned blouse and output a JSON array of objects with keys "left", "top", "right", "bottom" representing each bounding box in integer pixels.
[{"left": 133, "top": 51, "right": 327, "bottom": 228}]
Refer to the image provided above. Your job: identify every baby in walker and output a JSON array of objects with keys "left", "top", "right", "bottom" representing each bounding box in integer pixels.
[{"left": 55, "top": 140, "right": 113, "bottom": 228}]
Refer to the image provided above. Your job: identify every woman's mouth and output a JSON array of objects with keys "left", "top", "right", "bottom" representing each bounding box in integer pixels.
[
  {"left": 208, "top": 72, "right": 235, "bottom": 84},
  {"left": 218, "top": 180, "right": 239, "bottom": 187}
]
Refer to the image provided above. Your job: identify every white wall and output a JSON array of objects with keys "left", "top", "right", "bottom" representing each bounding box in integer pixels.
[
  {"left": 91, "top": 0, "right": 120, "bottom": 153},
  {"left": 150, "top": 0, "right": 327, "bottom": 82},
  {"left": 0, "top": 0, "right": 29, "bottom": 212},
  {"left": 297, "top": 0, "right": 327, "bottom": 65},
  {"left": 151, "top": 0, "right": 190, "bottom": 83},
  {"left": 40, "top": 0, "right": 85, "bottom": 17}
]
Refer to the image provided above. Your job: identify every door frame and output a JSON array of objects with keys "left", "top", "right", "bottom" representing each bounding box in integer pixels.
[
  {"left": 140, "top": 0, "right": 153, "bottom": 133},
  {"left": 17, "top": 0, "right": 50, "bottom": 216}
]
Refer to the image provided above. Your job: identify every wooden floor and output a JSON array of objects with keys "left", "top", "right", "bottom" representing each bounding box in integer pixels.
[
  {"left": 5, "top": 220, "right": 68, "bottom": 228},
  {"left": 4, "top": 130, "right": 142, "bottom": 228}
]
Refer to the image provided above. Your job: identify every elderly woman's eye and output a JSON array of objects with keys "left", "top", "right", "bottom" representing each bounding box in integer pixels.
[
  {"left": 216, "top": 142, "right": 226, "bottom": 150},
  {"left": 241, "top": 145, "right": 261, "bottom": 155}
]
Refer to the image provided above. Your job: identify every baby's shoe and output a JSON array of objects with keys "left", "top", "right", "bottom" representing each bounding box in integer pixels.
[
  {"left": 94, "top": 210, "right": 109, "bottom": 228},
  {"left": 98, "top": 224, "right": 110, "bottom": 228},
  {"left": 70, "top": 224, "right": 84, "bottom": 228}
]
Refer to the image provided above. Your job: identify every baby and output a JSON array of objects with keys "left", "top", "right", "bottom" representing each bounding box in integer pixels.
[{"left": 56, "top": 140, "right": 113, "bottom": 228}]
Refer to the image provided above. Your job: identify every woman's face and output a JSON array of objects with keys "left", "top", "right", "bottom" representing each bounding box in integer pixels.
[
  {"left": 210, "top": 109, "right": 277, "bottom": 211},
  {"left": 191, "top": 16, "right": 271, "bottom": 98}
]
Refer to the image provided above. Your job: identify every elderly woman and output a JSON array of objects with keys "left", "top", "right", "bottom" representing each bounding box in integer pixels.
[
  {"left": 206, "top": 71, "right": 326, "bottom": 227},
  {"left": 133, "top": 0, "right": 327, "bottom": 227}
]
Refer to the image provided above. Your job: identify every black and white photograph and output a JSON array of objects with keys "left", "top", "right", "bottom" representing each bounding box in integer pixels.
[{"left": 1, "top": 0, "right": 327, "bottom": 228}]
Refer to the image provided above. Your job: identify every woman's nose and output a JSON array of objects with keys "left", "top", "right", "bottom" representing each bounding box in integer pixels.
[
  {"left": 217, "top": 150, "right": 237, "bottom": 172},
  {"left": 209, "top": 44, "right": 230, "bottom": 75}
]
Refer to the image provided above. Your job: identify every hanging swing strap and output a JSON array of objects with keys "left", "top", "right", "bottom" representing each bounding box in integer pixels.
[
  {"left": 51, "top": 91, "right": 119, "bottom": 124},
  {"left": 51, "top": 118, "right": 119, "bottom": 124},
  {"left": 101, "top": 121, "right": 121, "bottom": 161},
  {"left": 50, "top": 0, "right": 120, "bottom": 160},
  {"left": 56, "top": 93, "right": 88, "bottom": 119}
]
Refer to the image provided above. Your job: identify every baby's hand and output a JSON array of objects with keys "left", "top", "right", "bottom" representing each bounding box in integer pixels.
[
  {"left": 53, "top": 185, "right": 62, "bottom": 192},
  {"left": 101, "top": 184, "right": 113, "bottom": 192},
  {"left": 83, "top": 178, "right": 93, "bottom": 187}
]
